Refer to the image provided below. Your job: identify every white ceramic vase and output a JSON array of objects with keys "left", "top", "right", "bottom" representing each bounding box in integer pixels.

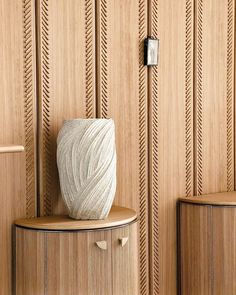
[{"left": 57, "top": 118, "right": 117, "bottom": 220}]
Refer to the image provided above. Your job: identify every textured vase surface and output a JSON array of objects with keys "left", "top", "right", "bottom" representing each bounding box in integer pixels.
[{"left": 57, "top": 118, "right": 117, "bottom": 220}]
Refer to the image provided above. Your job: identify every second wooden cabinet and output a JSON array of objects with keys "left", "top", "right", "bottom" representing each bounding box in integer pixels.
[
  {"left": 179, "top": 192, "right": 236, "bottom": 295},
  {"left": 15, "top": 206, "right": 139, "bottom": 295}
]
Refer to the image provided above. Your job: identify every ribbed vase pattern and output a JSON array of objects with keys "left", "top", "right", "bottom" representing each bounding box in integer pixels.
[{"left": 57, "top": 119, "right": 116, "bottom": 219}]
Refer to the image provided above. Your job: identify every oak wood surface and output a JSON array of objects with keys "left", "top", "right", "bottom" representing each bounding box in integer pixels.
[
  {"left": 15, "top": 206, "right": 137, "bottom": 230},
  {"left": 179, "top": 191, "right": 236, "bottom": 205},
  {"left": 96, "top": 1, "right": 149, "bottom": 293},
  {"left": 179, "top": 202, "right": 236, "bottom": 295},
  {"left": 212, "top": 207, "right": 236, "bottom": 295},
  {"left": 0, "top": 154, "right": 26, "bottom": 295},
  {"left": 87, "top": 230, "right": 112, "bottom": 295},
  {"left": 96, "top": 0, "right": 147, "bottom": 212},
  {"left": 46, "top": 232, "right": 89, "bottom": 295},
  {"left": 0, "top": 1, "right": 37, "bottom": 294},
  {"left": 148, "top": 0, "right": 194, "bottom": 294},
  {"left": 37, "top": 0, "right": 96, "bottom": 216},
  {"left": 112, "top": 222, "right": 139, "bottom": 295},
  {"left": 15, "top": 228, "right": 45, "bottom": 295},
  {"left": 179, "top": 203, "right": 212, "bottom": 295},
  {"left": 15, "top": 222, "right": 138, "bottom": 295},
  {"left": 195, "top": 0, "right": 235, "bottom": 194}
]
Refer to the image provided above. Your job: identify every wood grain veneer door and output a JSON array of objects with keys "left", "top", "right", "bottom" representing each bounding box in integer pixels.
[
  {"left": 149, "top": 0, "right": 194, "bottom": 294},
  {"left": 37, "top": 0, "right": 96, "bottom": 216},
  {"left": 45, "top": 232, "right": 89, "bottom": 295},
  {"left": 195, "top": 0, "right": 235, "bottom": 195},
  {"left": 96, "top": 1, "right": 149, "bottom": 293},
  {"left": 87, "top": 230, "right": 112, "bottom": 295},
  {"left": 15, "top": 228, "right": 45, "bottom": 295},
  {"left": 0, "top": 1, "right": 37, "bottom": 294},
  {"left": 179, "top": 203, "right": 212, "bottom": 295},
  {"left": 112, "top": 223, "right": 139, "bottom": 295},
  {"left": 212, "top": 207, "right": 236, "bottom": 295}
]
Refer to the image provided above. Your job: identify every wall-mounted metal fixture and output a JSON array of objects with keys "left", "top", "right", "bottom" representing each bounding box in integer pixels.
[{"left": 144, "top": 37, "right": 159, "bottom": 66}]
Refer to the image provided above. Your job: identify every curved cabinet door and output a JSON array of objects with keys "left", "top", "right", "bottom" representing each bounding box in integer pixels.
[
  {"left": 179, "top": 203, "right": 212, "bottom": 295},
  {"left": 212, "top": 207, "right": 236, "bottom": 295},
  {"left": 15, "top": 222, "right": 138, "bottom": 295},
  {"left": 179, "top": 202, "right": 236, "bottom": 295},
  {"left": 45, "top": 232, "right": 89, "bottom": 295},
  {"left": 15, "top": 228, "right": 112, "bottom": 295},
  {"left": 87, "top": 230, "right": 112, "bottom": 295},
  {"left": 111, "top": 222, "right": 139, "bottom": 295},
  {"left": 15, "top": 229, "right": 45, "bottom": 295}
]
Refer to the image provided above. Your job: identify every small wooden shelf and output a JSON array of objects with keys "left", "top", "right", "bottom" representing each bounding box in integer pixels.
[
  {"left": 15, "top": 206, "right": 137, "bottom": 231},
  {"left": 179, "top": 191, "right": 236, "bottom": 206},
  {"left": 0, "top": 145, "right": 24, "bottom": 154}
]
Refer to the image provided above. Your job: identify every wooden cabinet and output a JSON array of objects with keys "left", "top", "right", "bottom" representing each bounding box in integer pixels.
[
  {"left": 15, "top": 206, "right": 139, "bottom": 295},
  {"left": 179, "top": 192, "right": 236, "bottom": 295}
]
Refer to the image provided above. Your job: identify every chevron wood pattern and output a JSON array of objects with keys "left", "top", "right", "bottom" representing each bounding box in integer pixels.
[
  {"left": 149, "top": 0, "right": 194, "bottom": 294},
  {"left": 226, "top": 0, "right": 234, "bottom": 191},
  {"left": 148, "top": 0, "right": 159, "bottom": 294},
  {"left": 23, "top": 0, "right": 37, "bottom": 218},
  {"left": 185, "top": 0, "right": 194, "bottom": 198},
  {"left": 97, "top": 1, "right": 148, "bottom": 294},
  {"left": 138, "top": 2, "right": 149, "bottom": 295},
  {"left": 38, "top": 0, "right": 96, "bottom": 215},
  {"left": 195, "top": 0, "right": 235, "bottom": 195},
  {"left": 38, "top": 0, "right": 53, "bottom": 216},
  {"left": 98, "top": 0, "right": 109, "bottom": 119},
  {"left": 85, "top": 0, "right": 96, "bottom": 119},
  {"left": 195, "top": 0, "right": 203, "bottom": 196}
]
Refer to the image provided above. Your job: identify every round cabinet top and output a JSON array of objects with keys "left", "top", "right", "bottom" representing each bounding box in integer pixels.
[
  {"left": 179, "top": 191, "right": 236, "bottom": 206},
  {"left": 15, "top": 206, "right": 137, "bottom": 231}
]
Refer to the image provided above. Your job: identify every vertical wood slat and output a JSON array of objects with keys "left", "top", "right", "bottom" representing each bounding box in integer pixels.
[
  {"left": 37, "top": 0, "right": 96, "bottom": 216},
  {"left": 96, "top": 0, "right": 149, "bottom": 294},
  {"left": 149, "top": 0, "right": 194, "bottom": 294},
  {"left": 195, "top": 0, "right": 235, "bottom": 195}
]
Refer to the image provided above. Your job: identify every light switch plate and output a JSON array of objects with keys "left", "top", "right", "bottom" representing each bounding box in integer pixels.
[{"left": 144, "top": 37, "right": 159, "bottom": 66}]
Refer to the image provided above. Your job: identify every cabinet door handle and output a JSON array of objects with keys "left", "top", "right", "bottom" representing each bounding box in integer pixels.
[
  {"left": 95, "top": 240, "right": 107, "bottom": 250},
  {"left": 119, "top": 237, "right": 129, "bottom": 247}
]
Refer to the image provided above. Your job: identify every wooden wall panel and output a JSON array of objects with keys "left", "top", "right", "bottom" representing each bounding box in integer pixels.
[
  {"left": 0, "top": 0, "right": 37, "bottom": 216},
  {"left": 0, "top": 155, "right": 26, "bottom": 295},
  {"left": 96, "top": 0, "right": 149, "bottom": 294},
  {"left": 195, "top": 0, "right": 235, "bottom": 195},
  {"left": 37, "top": 0, "right": 96, "bottom": 216},
  {"left": 149, "top": 0, "right": 194, "bottom": 294},
  {"left": 0, "top": 1, "right": 36, "bottom": 294}
]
